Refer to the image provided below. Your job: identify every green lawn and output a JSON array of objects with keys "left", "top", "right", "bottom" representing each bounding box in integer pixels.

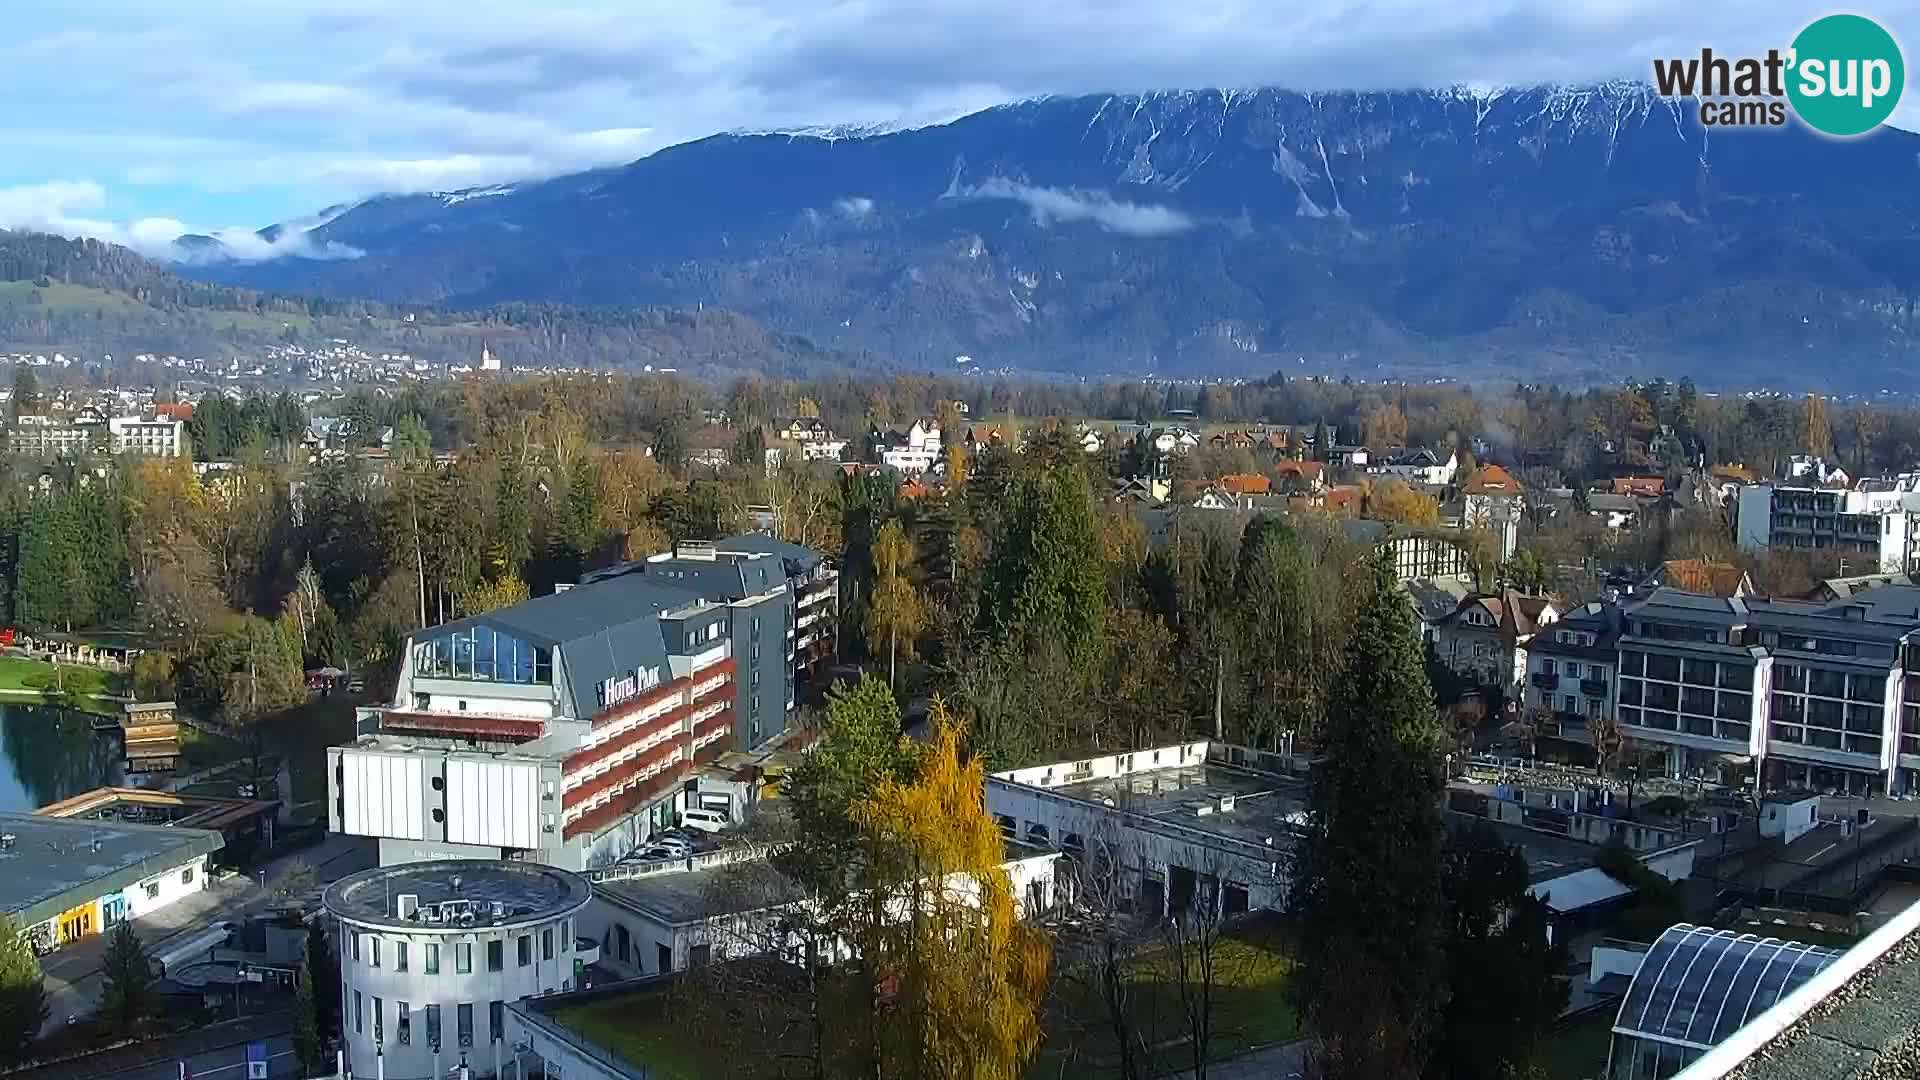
[
  {"left": 0, "top": 280, "right": 153, "bottom": 315},
  {"left": 0, "top": 656, "right": 127, "bottom": 715},
  {"left": 1541, "top": 1010, "right": 1616, "bottom": 1080},
  {"left": 551, "top": 993, "right": 707, "bottom": 1080},
  {"left": 1038, "top": 920, "right": 1297, "bottom": 1078}
]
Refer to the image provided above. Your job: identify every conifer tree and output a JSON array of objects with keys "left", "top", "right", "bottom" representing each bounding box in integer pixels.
[
  {"left": 0, "top": 916, "right": 46, "bottom": 1066},
  {"left": 1288, "top": 549, "right": 1449, "bottom": 1079},
  {"left": 97, "top": 922, "right": 155, "bottom": 1030}
]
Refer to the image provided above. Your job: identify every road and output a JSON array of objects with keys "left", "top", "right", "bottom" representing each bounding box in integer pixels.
[
  {"left": 40, "top": 833, "right": 373, "bottom": 1033},
  {"left": 114, "top": 1034, "right": 295, "bottom": 1080},
  {"left": 1172, "top": 1039, "right": 1309, "bottom": 1080}
]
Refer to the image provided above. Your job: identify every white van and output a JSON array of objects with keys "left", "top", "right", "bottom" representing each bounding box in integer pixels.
[{"left": 680, "top": 808, "right": 730, "bottom": 833}]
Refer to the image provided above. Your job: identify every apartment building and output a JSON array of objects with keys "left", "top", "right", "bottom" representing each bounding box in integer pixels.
[
  {"left": 1523, "top": 602, "right": 1624, "bottom": 746},
  {"left": 1616, "top": 587, "right": 1920, "bottom": 796},
  {"left": 6, "top": 415, "right": 185, "bottom": 458},
  {"left": 1735, "top": 484, "right": 1920, "bottom": 574}
]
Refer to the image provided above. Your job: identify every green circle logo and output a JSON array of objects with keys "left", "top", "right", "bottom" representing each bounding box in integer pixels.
[{"left": 1787, "top": 14, "right": 1905, "bottom": 136}]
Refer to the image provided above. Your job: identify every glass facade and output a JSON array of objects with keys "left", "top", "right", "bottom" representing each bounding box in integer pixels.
[
  {"left": 1769, "top": 666, "right": 1886, "bottom": 758},
  {"left": 414, "top": 625, "right": 552, "bottom": 684},
  {"left": 1609, "top": 925, "right": 1838, "bottom": 1079}
]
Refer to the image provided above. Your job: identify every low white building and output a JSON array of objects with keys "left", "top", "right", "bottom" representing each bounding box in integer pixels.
[
  {"left": 0, "top": 812, "right": 222, "bottom": 953},
  {"left": 987, "top": 742, "right": 1295, "bottom": 919},
  {"left": 325, "top": 859, "right": 595, "bottom": 1079}
]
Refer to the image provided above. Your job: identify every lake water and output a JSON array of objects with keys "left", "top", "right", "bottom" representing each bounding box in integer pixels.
[{"left": 0, "top": 704, "right": 124, "bottom": 811}]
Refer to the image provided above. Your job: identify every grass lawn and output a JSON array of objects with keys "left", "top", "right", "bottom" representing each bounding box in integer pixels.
[
  {"left": 1541, "top": 1009, "right": 1616, "bottom": 1080},
  {"left": 550, "top": 994, "right": 707, "bottom": 1080},
  {"left": 1038, "top": 919, "right": 1297, "bottom": 1078},
  {"left": 0, "top": 656, "right": 127, "bottom": 715}
]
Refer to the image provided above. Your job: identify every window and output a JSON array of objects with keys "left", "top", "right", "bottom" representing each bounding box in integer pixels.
[
  {"left": 1540, "top": 659, "right": 1557, "bottom": 676},
  {"left": 352, "top": 934, "right": 361, "bottom": 962},
  {"left": 181, "top": 867, "right": 195, "bottom": 885},
  {"left": 144, "top": 882, "right": 159, "bottom": 900},
  {"left": 355, "top": 990, "right": 364, "bottom": 1035},
  {"left": 371, "top": 938, "right": 382, "bottom": 969},
  {"left": 490, "top": 1000, "right": 505, "bottom": 1042},
  {"left": 397, "top": 1002, "right": 411, "bottom": 1045},
  {"left": 456, "top": 942, "right": 472, "bottom": 974},
  {"left": 457, "top": 1003, "right": 474, "bottom": 1047},
  {"left": 1567, "top": 662, "right": 1582, "bottom": 680},
  {"left": 563, "top": 920, "right": 573, "bottom": 950},
  {"left": 1562, "top": 696, "right": 1576, "bottom": 714},
  {"left": 425, "top": 944, "right": 440, "bottom": 975},
  {"left": 518, "top": 935, "right": 532, "bottom": 967},
  {"left": 542, "top": 928, "right": 554, "bottom": 961},
  {"left": 487, "top": 939, "right": 504, "bottom": 972},
  {"left": 396, "top": 941, "right": 409, "bottom": 973},
  {"left": 373, "top": 996, "right": 383, "bottom": 1042},
  {"left": 425, "top": 1004, "right": 441, "bottom": 1049}
]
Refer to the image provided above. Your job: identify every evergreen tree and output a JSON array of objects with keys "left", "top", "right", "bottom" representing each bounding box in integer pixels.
[
  {"left": 1288, "top": 549, "right": 1450, "bottom": 1080},
  {"left": 491, "top": 455, "right": 532, "bottom": 577},
  {"left": 976, "top": 461, "right": 1105, "bottom": 666},
  {"left": 0, "top": 916, "right": 46, "bottom": 1066},
  {"left": 1430, "top": 823, "right": 1570, "bottom": 1080},
  {"left": 293, "top": 958, "right": 322, "bottom": 1076},
  {"left": 308, "top": 924, "right": 341, "bottom": 1044},
  {"left": 97, "top": 922, "right": 155, "bottom": 1029}
]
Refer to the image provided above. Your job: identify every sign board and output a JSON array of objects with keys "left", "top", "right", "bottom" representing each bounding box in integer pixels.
[
  {"left": 597, "top": 666, "right": 662, "bottom": 711},
  {"left": 245, "top": 1041, "right": 269, "bottom": 1078}
]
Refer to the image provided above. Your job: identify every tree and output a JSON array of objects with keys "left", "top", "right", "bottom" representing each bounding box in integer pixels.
[
  {"left": 218, "top": 617, "right": 309, "bottom": 781},
  {"left": 976, "top": 462, "right": 1105, "bottom": 666},
  {"left": 1361, "top": 403, "right": 1408, "bottom": 449},
  {"left": 1501, "top": 549, "right": 1548, "bottom": 593},
  {"left": 851, "top": 702, "right": 1051, "bottom": 1080},
  {"left": 0, "top": 916, "right": 46, "bottom": 1066},
  {"left": 131, "top": 652, "right": 176, "bottom": 703},
  {"left": 1370, "top": 479, "right": 1440, "bottom": 526},
  {"left": 97, "top": 922, "right": 156, "bottom": 1029},
  {"left": 1804, "top": 393, "right": 1833, "bottom": 458},
  {"left": 1430, "top": 824, "right": 1569, "bottom": 1080},
  {"left": 1289, "top": 550, "right": 1449, "bottom": 1080},
  {"left": 866, "top": 520, "right": 927, "bottom": 691},
  {"left": 775, "top": 675, "right": 919, "bottom": 898},
  {"left": 1235, "top": 518, "right": 1350, "bottom": 750},
  {"left": 463, "top": 573, "right": 530, "bottom": 614},
  {"left": 293, "top": 956, "right": 323, "bottom": 1076}
]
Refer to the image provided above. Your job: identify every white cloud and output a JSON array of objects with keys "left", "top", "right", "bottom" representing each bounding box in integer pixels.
[
  {"left": 961, "top": 178, "right": 1194, "bottom": 237},
  {"left": 1, "top": 0, "right": 1916, "bottom": 246},
  {"left": 834, "top": 196, "right": 876, "bottom": 218},
  {"left": 0, "top": 180, "right": 360, "bottom": 262}
]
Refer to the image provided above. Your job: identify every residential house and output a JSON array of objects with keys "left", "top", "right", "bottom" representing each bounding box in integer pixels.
[
  {"left": 1584, "top": 493, "right": 1648, "bottom": 531},
  {"left": 1272, "top": 460, "right": 1328, "bottom": 495},
  {"left": 875, "top": 420, "right": 941, "bottom": 474},
  {"left": 1074, "top": 427, "right": 1103, "bottom": 454},
  {"left": 1813, "top": 573, "right": 1915, "bottom": 603},
  {"left": 1326, "top": 445, "right": 1371, "bottom": 469},
  {"left": 1152, "top": 427, "right": 1200, "bottom": 455},
  {"left": 1218, "top": 473, "right": 1270, "bottom": 497},
  {"left": 1343, "top": 520, "right": 1475, "bottom": 582},
  {"left": 775, "top": 417, "right": 831, "bottom": 443},
  {"left": 1406, "top": 577, "right": 1477, "bottom": 648},
  {"left": 1192, "top": 485, "right": 1253, "bottom": 511},
  {"left": 1110, "top": 476, "right": 1170, "bottom": 507},
  {"left": 1433, "top": 590, "right": 1561, "bottom": 690},
  {"left": 1460, "top": 464, "right": 1526, "bottom": 561},
  {"left": 1787, "top": 455, "right": 1851, "bottom": 487},
  {"left": 1612, "top": 477, "right": 1667, "bottom": 498},
  {"left": 1645, "top": 559, "right": 1754, "bottom": 599},
  {"left": 1522, "top": 602, "right": 1626, "bottom": 749},
  {"left": 1373, "top": 448, "right": 1459, "bottom": 486},
  {"left": 1208, "top": 430, "right": 1257, "bottom": 451}
]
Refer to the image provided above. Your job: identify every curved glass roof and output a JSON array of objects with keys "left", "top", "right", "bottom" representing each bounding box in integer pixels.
[{"left": 1613, "top": 924, "right": 1840, "bottom": 1050}]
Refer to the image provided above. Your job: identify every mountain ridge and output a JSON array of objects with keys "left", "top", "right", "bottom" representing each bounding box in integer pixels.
[{"left": 188, "top": 84, "right": 1920, "bottom": 387}]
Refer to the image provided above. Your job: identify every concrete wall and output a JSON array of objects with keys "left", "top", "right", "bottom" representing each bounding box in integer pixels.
[
  {"left": 1761, "top": 796, "right": 1821, "bottom": 845},
  {"left": 121, "top": 855, "right": 208, "bottom": 920},
  {"left": 338, "top": 910, "right": 585, "bottom": 1080}
]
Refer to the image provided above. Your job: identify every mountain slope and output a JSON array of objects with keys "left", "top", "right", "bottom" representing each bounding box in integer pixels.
[
  {"left": 202, "top": 85, "right": 1920, "bottom": 387},
  {"left": 0, "top": 230, "right": 868, "bottom": 376}
]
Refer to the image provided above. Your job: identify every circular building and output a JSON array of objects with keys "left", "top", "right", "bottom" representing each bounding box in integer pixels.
[{"left": 323, "top": 860, "right": 592, "bottom": 1078}]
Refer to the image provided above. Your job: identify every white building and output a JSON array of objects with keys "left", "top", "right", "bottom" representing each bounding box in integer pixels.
[
  {"left": 880, "top": 419, "right": 941, "bottom": 474},
  {"left": 0, "top": 812, "right": 222, "bottom": 954},
  {"left": 325, "top": 859, "right": 594, "bottom": 1080},
  {"left": 987, "top": 742, "right": 1295, "bottom": 919},
  {"left": 1736, "top": 484, "right": 1920, "bottom": 575},
  {"left": 107, "top": 416, "right": 186, "bottom": 457},
  {"left": 1373, "top": 448, "right": 1459, "bottom": 486}
]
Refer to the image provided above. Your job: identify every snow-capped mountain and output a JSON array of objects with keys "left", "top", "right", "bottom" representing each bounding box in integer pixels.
[{"left": 197, "top": 86, "right": 1920, "bottom": 383}]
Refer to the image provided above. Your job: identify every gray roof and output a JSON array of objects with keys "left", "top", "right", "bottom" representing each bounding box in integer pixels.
[
  {"left": 324, "top": 860, "right": 592, "bottom": 931},
  {"left": 1727, "top": 931, "right": 1920, "bottom": 1079},
  {"left": 596, "top": 859, "right": 806, "bottom": 926},
  {"left": 1405, "top": 576, "right": 1475, "bottom": 623},
  {"left": 715, "top": 533, "right": 828, "bottom": 575},
  {"left": 420, "top": 572, "right": 711, "bottom": 719},
  {"left": 0, "top": 812, "right": 224, "bottom": 927}
]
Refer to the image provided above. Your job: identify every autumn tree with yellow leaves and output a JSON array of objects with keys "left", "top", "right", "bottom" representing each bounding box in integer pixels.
[
  {"left": 851, "top": 702, "right": 1052, "bottom": 1080},
  {"left": 866, "top": 519, "right": 927, "bottom": 690}
]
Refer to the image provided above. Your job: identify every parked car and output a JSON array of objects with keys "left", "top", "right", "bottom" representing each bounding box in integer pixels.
[{"left": 680, "top": 808, "right": 729, "bottom": 833}]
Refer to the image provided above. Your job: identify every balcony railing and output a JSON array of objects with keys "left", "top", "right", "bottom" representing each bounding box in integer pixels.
[
  {"left": 1581, "top": 678, "right": 1609, "bottom": 697},
  {"left": 1530, "top": 673, "right": 1558, "bottom": 690}
]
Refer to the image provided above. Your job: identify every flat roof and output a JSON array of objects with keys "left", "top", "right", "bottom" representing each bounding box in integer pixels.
[
  {"left": 0, "top": 811, "right": 224, "bottom": 927},
  {"left": 1445, "top": 814, "right": 1602, "bottom": 883},
  {"left": 1725, "top": 931, "right": 1920, "bottom": 1079},
  {"left": 1050, "top": 763, "right": 1307, "bottom": 850},
  {"left": 324, "top": 860, "right": 592, "bottom": 930},
  {"left": 596, "top": 858, "right": 804, "bottom": 926}
]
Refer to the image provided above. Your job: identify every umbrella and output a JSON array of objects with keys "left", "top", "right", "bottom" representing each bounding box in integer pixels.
[{"left": 316, "top": 666, "right": 346, "bottom": 678}]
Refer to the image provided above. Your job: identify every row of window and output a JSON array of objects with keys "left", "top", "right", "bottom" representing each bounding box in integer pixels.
[
  {"left": 352, "top": 924, "right": 569, "bottom": 973},
  {"left": 352, "top": 993, "right": 537, "bottom": 1048},
  {"left": 1618, "top": 707, "right": 1752, "bottom": 745},
  {"left": 1536, "top": 659, "right": 1607, "bottom": 683}
]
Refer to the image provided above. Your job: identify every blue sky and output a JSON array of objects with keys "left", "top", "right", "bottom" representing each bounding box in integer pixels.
[{"left": 2, "top": 1, "right": 1913, "bottom": 258}]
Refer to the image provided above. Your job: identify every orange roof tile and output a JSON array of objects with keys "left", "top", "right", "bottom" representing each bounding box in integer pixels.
[
  {"left": 1462, "top": 464, "right": 1522, "bottom": 495},
  {"left": 1219, "top": 473, "right": 1271, "bottom": 495}
]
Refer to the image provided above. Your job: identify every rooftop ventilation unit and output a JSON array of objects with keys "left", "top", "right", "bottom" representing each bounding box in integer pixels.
[
  {"left": 676, "top": 540, "right": 718, "bottom": 561},
  {"left": 396, "top": 894, "right": 419, "bottom": 920}
]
